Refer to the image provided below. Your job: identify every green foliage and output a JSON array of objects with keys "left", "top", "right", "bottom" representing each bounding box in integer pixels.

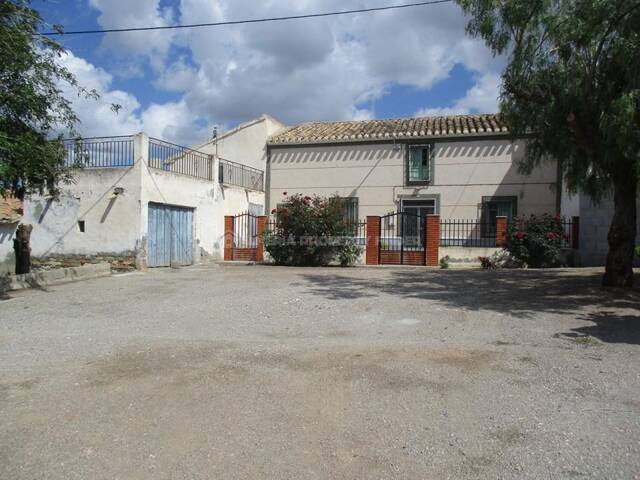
[
  {"left": 338, "top": 242, "right": 363, "bottom": 267},
  {"left": 264, "top": 194, "right": 361, "bottom": 266},
  {"left": 635, "top": 245, "right": 640, "bottom": 258},
  {"left": 0, "top": 0, "right": 110, "bottom": 198},
  {"left": 506, "top": 214, "right": 566, "bottom": 268},
  {"left": 456, "top": 0, "right": 640, "bottom": 196},
  {"left": 456, "top": 0, "right": 640, "bottom": 285},
  {"left": 439, "top": 255, "right": 450, "bottom": 269}
]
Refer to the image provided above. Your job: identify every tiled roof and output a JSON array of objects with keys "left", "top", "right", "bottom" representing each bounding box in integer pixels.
[
  {"left": 0, "top": 196, "right": 23, "bottom": 223},
  {"left": 268, "top": 113, "right": 509, "bottom": 145}
]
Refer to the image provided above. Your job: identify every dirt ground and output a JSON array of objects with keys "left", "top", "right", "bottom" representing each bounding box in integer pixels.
[{"left": 1, "top": 264, "right": 639, "bottom": 479}]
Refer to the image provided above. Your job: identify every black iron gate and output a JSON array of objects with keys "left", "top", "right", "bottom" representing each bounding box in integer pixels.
[{"left": 379, "top": 212, "right": 425, "bottom": 265}]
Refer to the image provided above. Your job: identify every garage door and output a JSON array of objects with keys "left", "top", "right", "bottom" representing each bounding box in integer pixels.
[{"left": 147, "top": 203, "right": 194, "bottom": 267}]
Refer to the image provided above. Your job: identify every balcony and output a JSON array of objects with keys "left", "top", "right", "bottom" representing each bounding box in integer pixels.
[{"left": 218, "top": 158, "right": 264, "bottom": 192}]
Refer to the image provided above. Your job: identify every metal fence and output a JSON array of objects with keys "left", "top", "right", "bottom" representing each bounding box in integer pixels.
[
  {"left": 346, "top": 221, "right": 367, "bottom": 245},
  {"left": 233, "top": 212, "right": 259, "bottom": 249},
  {"left": 148, "top": 138, "right": 213, "bottom": 180},
  {"left": 440, "top": 219, "right": 497, "bottom": 247},
  {"left": 219, "top": 159, "right": 264, "bottom": 191},
  {"left": 63, "top": 136, "right": 135, "bottom": 168}
]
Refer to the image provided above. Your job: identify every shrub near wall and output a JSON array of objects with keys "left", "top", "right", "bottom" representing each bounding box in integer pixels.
[
  {"left": 506, "top": 214, "right": 566, "bottom": 268},
  {"left": 264, "top": 194, "right": 362, "bottom": 266}
]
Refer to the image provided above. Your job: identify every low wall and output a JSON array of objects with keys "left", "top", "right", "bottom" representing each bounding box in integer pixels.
[
  {"left": 1, "top": 262, "right": 111, "bottom": 293},
  {"left": 440, "top": 246, "right": 501, "bottom": 264},
  {"left": 33, "top": 253, "right": 136, "bottom": 272}
]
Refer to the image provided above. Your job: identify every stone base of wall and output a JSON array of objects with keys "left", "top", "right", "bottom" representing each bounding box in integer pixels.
[{"left": 32, "top": 253, "right": 136, "bottom": 272}]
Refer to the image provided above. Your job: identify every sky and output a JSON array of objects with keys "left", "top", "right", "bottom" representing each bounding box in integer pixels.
[{"left": 35, "top": 0, "right": 505, "bottom": 146}]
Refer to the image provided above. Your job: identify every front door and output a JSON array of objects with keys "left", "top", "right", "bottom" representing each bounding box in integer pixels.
[{"left": 401, "top": 199, "right": 436, "bottom": 247}]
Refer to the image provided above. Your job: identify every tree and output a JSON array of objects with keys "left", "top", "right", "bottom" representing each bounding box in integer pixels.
[
  {"left": 0, "top": 0, "right": 104, "bottom": 199},
  {"left": 456, "top": 0, "right": 640, "bottom": 286}
]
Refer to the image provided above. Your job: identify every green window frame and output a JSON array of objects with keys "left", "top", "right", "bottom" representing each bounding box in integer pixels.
[
  {"left": 406, "top": 144, "right": 432, "bottom": 186},
  {"left": 480, "top": 196, "right": 518, "bottom": 237}
]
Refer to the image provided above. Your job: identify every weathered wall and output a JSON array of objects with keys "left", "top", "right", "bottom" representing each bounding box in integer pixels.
[
  {"left": 579, "top": 194, "right": 640, "bottom": 267},
  {"left": 23, "top": 163, "right": 143, "bottom": 263},
  {"left": 140, "top": 161, "right": 223, "bottom": 263},
  {"left": 268, "top": 138, "right": 558, "bottom": 218},
  {"left": 0, "top": 223, "right": 19, "bottom": 275}
]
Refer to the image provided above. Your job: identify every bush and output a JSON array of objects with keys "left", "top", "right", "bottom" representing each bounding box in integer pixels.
[
  {"left": 506, "top": 213, "right": 566, "bottom": 268},
  {"left": 264, "top": 193, "right": 362, "bottom": 266},
  {"left": 479, "top": 250, "right": 524, "bottom": 270},
  {"left": 636, "top": 245, "right": 640, "bottom": 258},
  {"left": 338, "top": 242, "right": 363, "bottom": 267},
  {"left": 439, "top": 255, "right": 450, "bottom": 269}
]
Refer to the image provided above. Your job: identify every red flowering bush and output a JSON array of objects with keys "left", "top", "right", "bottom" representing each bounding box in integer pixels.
[
  {"left": 506, "top": 213, "right": 566, "bottom": 267},
  {"left": 263, "top": 193, "right": 361, "bottom": 266}
]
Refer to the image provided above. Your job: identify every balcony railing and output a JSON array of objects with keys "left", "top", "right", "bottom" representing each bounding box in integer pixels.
[
  {"left": 218, "top": 158, "right": 264, "bottom": 191},
  {"left": 148, "top": 138, "right": 213, "bottom": 180},
  {"left": 64, "top": 136, "right": 135, "bottom": 168}
]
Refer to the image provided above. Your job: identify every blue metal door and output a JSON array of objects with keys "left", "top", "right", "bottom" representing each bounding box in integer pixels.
[{"left": 148, "top": 203, "right": 194, "bottom": 267}]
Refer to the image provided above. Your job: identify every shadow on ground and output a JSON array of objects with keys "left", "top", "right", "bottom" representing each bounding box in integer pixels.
[
  {"left": 560, "top": 311, "right": 640, "bottom": 345},
  {"left": 297, "top": 269, "right": 640, "bottom": 343}
]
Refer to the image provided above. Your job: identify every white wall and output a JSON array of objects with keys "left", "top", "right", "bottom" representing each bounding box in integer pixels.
[
  {"left": 198, "top": 115, "right": 286, "bottom": 172},
  {"left": 579, "top": 193, "right": 640, "bottom": 267},
  {"left": 196, "top": 115, "right": 285, "bottom": 218},
  {"left": 139, "top": 163, "right": 223, "bottom": 261},
  {"left": 23, "top": 164, "right": 142, "bottom": 259},
  {"left": 18, "top": 132, "right": 233, "bottom": 268},
  {"left": 268, "top": 138, "right": 558, "bottom": 219},
  {"left": 0, "top": 223, "right": 18, "bottom": 275}
]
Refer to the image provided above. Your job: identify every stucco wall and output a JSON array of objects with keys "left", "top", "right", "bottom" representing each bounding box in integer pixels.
[
  {"left": 140, "top": 162, "right": 223, "bottom": 262},
  {"left": 0, "top": 223, "right": 19, "bottom": 275},
  {"left": 268, "top": 138, "right": 558, "bottom": 219},
  {"left": 198, "top": 115, "right": 286, "bottom": 172},
  {"left": 23, "top": 164, "right": 142, "bottom": 260},
  {"left": 579, "top": 194, "right": 640, "bottom": 267}
]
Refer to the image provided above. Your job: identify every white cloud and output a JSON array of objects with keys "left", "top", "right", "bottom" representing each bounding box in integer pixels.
[
  {"left": 68, "top": 0, "right": 506, "bottom": 145},
  {"left": 57, "top": 52, "right": 142, "bottom": 136},
  {"left": 88, "top": 0, "right": 175, "bottom": 70},
  {"left": 416, "top": 72, "right": 502, "bottom": 117}
]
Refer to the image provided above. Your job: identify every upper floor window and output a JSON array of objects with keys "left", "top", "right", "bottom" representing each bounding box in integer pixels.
[{"left": 406, "top": 144, "right": 432, "bottom": 185}]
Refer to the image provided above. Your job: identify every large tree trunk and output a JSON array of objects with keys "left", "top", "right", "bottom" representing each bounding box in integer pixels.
[
  {"left": 13, "top": 223, "right": 33, "bottom": 275},
  {"left": 603, "top": 171, "right": 637, "bottom": 287}
]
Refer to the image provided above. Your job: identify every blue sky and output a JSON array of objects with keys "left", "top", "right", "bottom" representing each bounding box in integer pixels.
[{"left": 35, "top": 0, "right": 504, "bottom": 145}]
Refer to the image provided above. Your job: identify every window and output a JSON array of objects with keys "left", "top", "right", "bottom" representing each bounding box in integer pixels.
[
  {"left": 406, "top": 144, "right": 432, "bottom": 185},
  {"left": 341, "top": 197, "right": 359, "bottom": 225},
  {"left": 481, "top": 196, "right": 517, "bottom": 237},
  {"left": 77, "top": 220, "right": 85, "bottom": 233}
]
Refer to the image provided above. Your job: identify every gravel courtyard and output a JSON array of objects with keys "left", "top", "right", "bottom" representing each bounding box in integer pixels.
[{"left": 1, "top": 264, "right": 639, "bottom": 479}]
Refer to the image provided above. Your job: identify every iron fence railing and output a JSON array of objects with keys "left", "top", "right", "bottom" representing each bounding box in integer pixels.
[
  {"left": 346, "top": 221, "right": 367, "bottom": 245},
  {"left": 218, "top": 159, "right": 264, "bottom": 191},
  {"left": 148, "top": 138, "right": 213, "bottom": 180},
  {"left": 440, "top": 219, "right": 497, "bottom": 247},
  {"left": 63, "top": 136, "right": 135, "bottom": 168},
  {"left": 233, "top": 212, "right": 258, "bottom": 249}
]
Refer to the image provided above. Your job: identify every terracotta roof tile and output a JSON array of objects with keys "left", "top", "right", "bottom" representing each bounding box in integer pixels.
[{"left": 269, "top": 113, "right": 508, "bottom": 145}]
